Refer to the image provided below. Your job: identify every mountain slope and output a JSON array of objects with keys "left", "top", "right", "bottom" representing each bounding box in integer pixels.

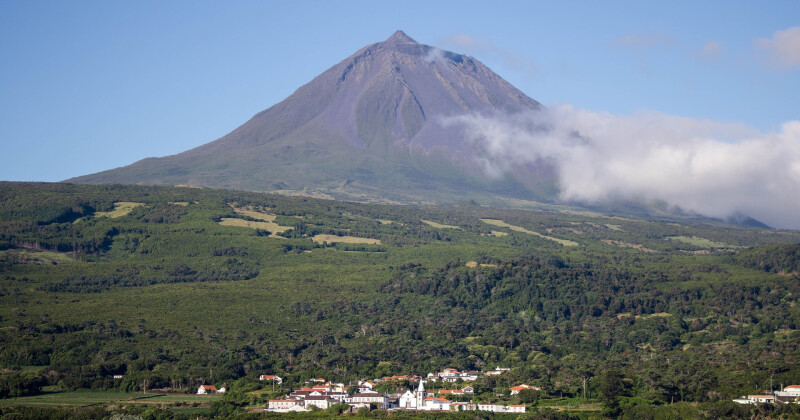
[{"left": 67, "top": 31, "right": 555, "bottom": 203}]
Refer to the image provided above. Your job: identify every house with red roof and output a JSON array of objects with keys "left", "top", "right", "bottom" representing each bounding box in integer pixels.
[
  {"left": 510, "top": 384, "right": 541, "bottom": 395},
  {"left": 775, "top": 385, "right": 800, "bottom": 398},
  {"left": 259, "top": 375, "right": 283, "bottom": 383}
]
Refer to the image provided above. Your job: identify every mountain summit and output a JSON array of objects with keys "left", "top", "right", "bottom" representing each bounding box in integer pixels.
[
  {"left": 68, "top": 31, "right": 552, "bottom": 203},
  {"left": 384, "top": 30, "right": 417, "bottom": 44}
]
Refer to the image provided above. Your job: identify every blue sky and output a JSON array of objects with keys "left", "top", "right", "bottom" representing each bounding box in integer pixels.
[{"left": 1, "top": 0, "right": 798, "bottom": 183}]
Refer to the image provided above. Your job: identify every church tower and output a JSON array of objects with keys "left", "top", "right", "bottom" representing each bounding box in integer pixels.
[{"left": 415, "top": 379, "right": 426, "bottom": 409}]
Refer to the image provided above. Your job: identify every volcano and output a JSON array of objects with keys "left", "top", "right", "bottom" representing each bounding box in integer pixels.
[{"left": 68, "top": 31, "right": 556, "bottom": 203}]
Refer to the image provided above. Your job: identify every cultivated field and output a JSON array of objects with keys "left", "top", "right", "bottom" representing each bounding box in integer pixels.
[
  {"left": 0, "top": 391, "right": 220, "bottom": 408},
  {"left": 94, "top": 202, "right": 145, "bottom": 218},
  {"left": 480, "top": 218, "right": 579, "bottom": 246},
  {"left": 602, "top": 239, "right": 657, "bottom": 253},
  {"left": 0, "top": 249, "right": 74, "bottom": 265},
  {"left": 668, "top": 235, "right": 734, "bottom": 249},
  {"left": 465, "top": 261, "right": 498, "bottom": 268},
  {"left": 311, "top": 234, "right": 381, "bottom": 244},
  {"left": 422, "top": 220, "right": 461, "bottom": 229}
]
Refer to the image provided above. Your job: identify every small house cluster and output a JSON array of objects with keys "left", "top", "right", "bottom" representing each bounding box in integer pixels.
[
  {"left": 733, "top": 385, "right": 800, "bottom": 405},
  {"left": 265, "top": 367, "right": 531, "bottom": 413}
]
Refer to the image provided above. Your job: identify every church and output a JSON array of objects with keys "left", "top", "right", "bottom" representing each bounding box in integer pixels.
[
  {"left": 398, "top": 380, "right": 427, "bottom": 409},
  {"left": 398, "top": 380, "right": 452, "bottom": 411}
]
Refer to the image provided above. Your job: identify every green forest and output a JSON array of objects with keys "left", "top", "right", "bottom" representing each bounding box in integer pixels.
[{"left": 1, "top": 181, "right": 800, "bottom": 419}]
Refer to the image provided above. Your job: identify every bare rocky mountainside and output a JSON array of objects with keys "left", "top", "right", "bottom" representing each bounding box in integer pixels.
[{"left": 67, "top": 31, "right": 558, "bottom": 204}]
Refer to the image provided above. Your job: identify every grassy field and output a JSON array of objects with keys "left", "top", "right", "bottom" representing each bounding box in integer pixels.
[
  {"left": 421, "top": 220, "right": 461, "bottom": 229},
  {"left": 94, "top": 202, "right": 145, "bottom": 218},
  {"left": 667, "top": 235, "right": 734, "bottom": 249},
  {"left": 480, "top": 218, "right": 579, "bottom": 247},
  {"left": 0, "top": 249, "right": 74, "bottom": 265},
  {"left": 465, "top": 261, "right": 497, "bottom": 268},
  {"left": 0, "top": 391, "right": 221, "bottom": 408},
  {"left": 218, "top": 217, "right": 292, "bottom": 237},
  {"left": 311, "top": 234, "right": 381, "bottom": 244},
  {"left": 601, "top": 239, "right": 657, "bottom": 253},
  {"left": 230, "top": 206, "right": 279, "bottom": 221}
]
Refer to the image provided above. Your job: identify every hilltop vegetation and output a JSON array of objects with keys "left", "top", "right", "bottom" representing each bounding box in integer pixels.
[{"left": 1, "top": 182, "right": 800, "bottom": 418}]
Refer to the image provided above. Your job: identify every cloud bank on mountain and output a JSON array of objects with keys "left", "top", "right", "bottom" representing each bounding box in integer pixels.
[{"left": 444, "top": 106, "right": 800, "bottom": 229}]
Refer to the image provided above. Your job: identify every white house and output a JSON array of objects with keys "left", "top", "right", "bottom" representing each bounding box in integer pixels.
[
  {"left": 349, "top": 392, "right": 388, "bottom": 408},
  {"left": 733, "top": 395, "right": 776, "bottom": 404},
  {"left": 775, "top": 385, "right": 800, "bottom": 398},
  {"left": 358, "top": 380, "right": 376, "bottom": 393},
  {"left": 486, "top": 367, "right": 510, "bottom": 376},
  {"left": 288, "top": 389, "right": 322, "bottom": 399},
  {"left": 268, "top": 399, "right": 307, "bottom": 412},
  {"left": 304, "top": 395, "right": 338, "bottom": 410},
  {"left": 437, "top": 368, "right": 461, "bottom": 382},
  {"left": 422, "top": 396, "right": 452, "bottom": 411},
  {"left": 477, "top": 403, "right": 504, "bottom": 412},
  {"left": 197, "top": 385, "right": 218, "bottom": 395},
  {"left": 259, "top": 375, "right": 283, "bottom": 384},
  {"left": 450, "top": 402, "right": 476, "bottom": 411},
  {"left": 507, "top": 404, "right": 527, "bottom": 413},
  {"left": 460, "top": 371, "right": 480, "bottom": 381},
  {"left": 476, "top": 403, "right": 525, "bottom": 413},
  {"left": 325, "top": 391, "right": 348, "bottom": 402}
]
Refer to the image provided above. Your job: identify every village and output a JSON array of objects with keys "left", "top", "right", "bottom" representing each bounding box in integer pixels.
[
  {"left": 192, "top": 366, "right": 800, "bottom": 414},
  {"left": 214, "top": 367, "right": 536, "bottom": 413}
]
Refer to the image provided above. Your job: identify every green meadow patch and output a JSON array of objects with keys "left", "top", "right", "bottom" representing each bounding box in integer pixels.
[
  {"left": 0, "top": 249, "right": 74, "bottom": 265},
  {"left": 0, "top": 391, "right": 221, "bottom": 408},
  {"left": 480, "top": 218, "right": 579, "bottom": 246},
  {"left": 667, "top": 235, "right": 734, "bottom": 249},
  {"left": 311, "top": 234, "right": 381, "bottom": 244},
  {"left": 422, "top": 219, "right": 460, "bottom": 229},
  {"left": 94, "top": 201, "right": 145, "bottom": 218}
]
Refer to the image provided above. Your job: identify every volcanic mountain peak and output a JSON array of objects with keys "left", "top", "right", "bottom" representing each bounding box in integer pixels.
[
  {"left": 384, "top": 30, "right": 418, "bottom": 44},
  {"left": 68, "top": 31, "right": 554, "bottom": 202}
]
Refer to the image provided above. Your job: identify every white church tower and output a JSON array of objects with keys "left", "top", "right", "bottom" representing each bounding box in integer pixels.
[{"left": 415, "top": 379, "right": 426, "bottom": 409}]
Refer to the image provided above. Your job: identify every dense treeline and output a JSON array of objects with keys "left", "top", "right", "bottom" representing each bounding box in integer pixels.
[
  {"left": 738, "top": 243, "right": 800, "bottom": 274},
  {"left": 1, "top": 182, "right": 800, "bottom": 418}
]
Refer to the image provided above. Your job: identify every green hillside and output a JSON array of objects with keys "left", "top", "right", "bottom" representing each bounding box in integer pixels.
[{"left": 1, "top": 182, "right": 800, "bottom": 418}]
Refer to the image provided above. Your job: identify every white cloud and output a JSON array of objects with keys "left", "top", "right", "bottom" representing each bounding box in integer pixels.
[
  {"left": 755, "top": 26, "right": 800, "bottom": 70},
  {"left": 425, "top": 47, "right": 446, "bottom": 63},
  {"left": 442, "top": 107, "right": 800, "bottom": 229}
]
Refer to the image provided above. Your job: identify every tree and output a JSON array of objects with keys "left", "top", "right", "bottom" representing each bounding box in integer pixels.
[
  {"left": 599, "top": 368, "right": 628, "bottom": 417},
  {"left": 517, "top": 388, "right": 540, "bottom": 404}
]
